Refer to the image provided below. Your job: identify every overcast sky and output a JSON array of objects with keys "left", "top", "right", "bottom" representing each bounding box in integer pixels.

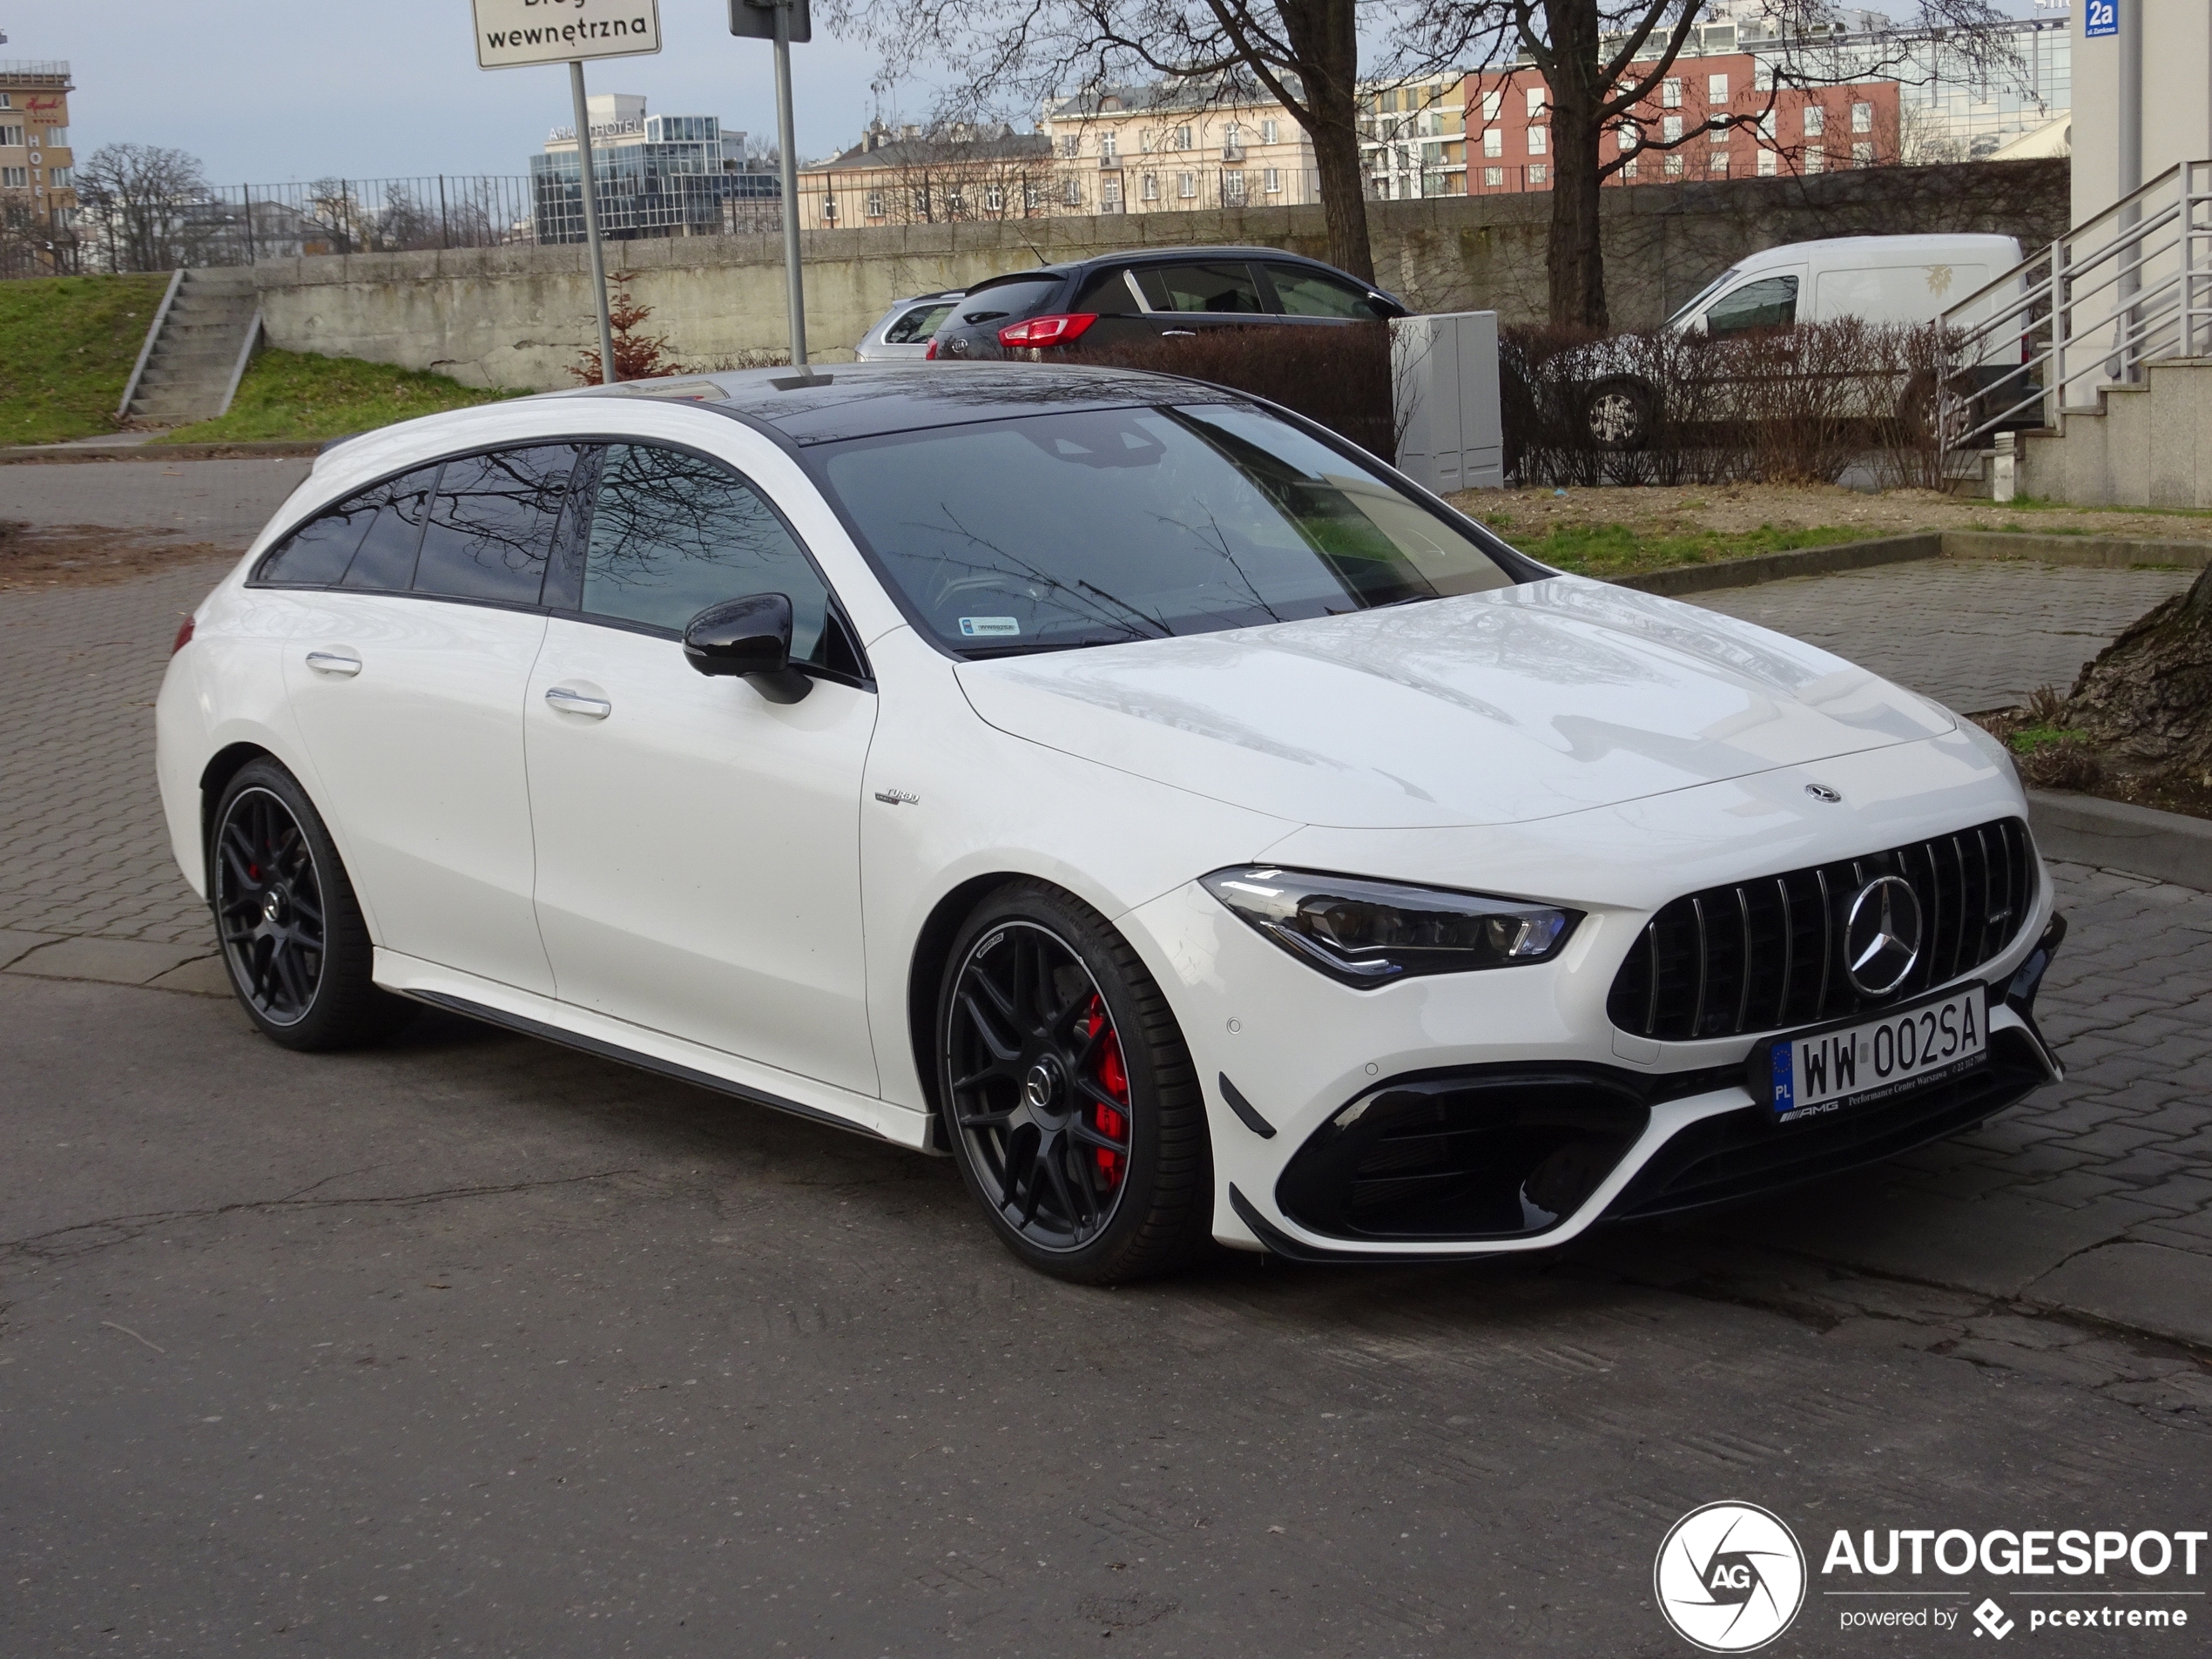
[
  {"left": 5, "top": 0, "right": 927, "bottom": 181},
  {"left": 11, "top": 1, "right": 2055, "bottom": 185}
]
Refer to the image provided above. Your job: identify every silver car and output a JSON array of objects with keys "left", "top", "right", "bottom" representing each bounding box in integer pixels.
[{"left": 853, "top": 290, "right": 965, "bottom": 361}]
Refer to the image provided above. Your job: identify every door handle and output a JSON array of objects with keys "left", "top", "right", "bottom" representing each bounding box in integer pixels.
[
  {"left": 304, "top": 650, "right": 361, "bottom": 677},
  {"left": 544, "top": 686, "right": 612, "bottom": 719},
  {"left": 1160, "top": 328, "right": 1198, "bottom": 337}
]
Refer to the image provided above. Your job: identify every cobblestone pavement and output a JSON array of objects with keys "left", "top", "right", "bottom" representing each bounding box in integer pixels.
[
  {"left": 3, "top": 547, "right": 2210, "bottom": 1363},
  {"left": 0, "top": 456, "right": 310, "bottom": 541},
  {"left": 1694, "top": 557, "right": 2199, "bottom": 712}
]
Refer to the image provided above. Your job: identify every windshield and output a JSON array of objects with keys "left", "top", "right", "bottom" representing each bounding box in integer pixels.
[
  {"left": 941, "top": 275, "right": 1063, "bottom": 331},
  {"left": 813, "top": 403, "right": 1518, "bottom": 655},
  {"left": 1663, "top": 266, "right": 1739, "bottom": 329}
]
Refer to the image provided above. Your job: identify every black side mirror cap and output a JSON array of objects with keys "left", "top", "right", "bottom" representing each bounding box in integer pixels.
[{"left": 683, "top": 593, "right": 813, "bottom": 703}]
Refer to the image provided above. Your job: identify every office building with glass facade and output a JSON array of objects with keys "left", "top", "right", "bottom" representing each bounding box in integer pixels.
[{"left": 532, "top": 95, "right": 779, "bottom": 244}]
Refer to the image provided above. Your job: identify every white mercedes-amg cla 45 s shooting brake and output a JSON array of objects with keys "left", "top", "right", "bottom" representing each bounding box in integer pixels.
[{"left": 156, "top": 364, "right": 2066, "bottom": 1282}]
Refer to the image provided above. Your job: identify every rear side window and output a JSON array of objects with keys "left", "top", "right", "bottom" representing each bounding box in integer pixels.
[
  {"left": 1703, "top": 273, "right": 1798, "bottom": 338},
  {"left": 1071, "top": 267, "right": 1144, "bottom": 316},
  {"left": 580, "top": 442, "right": 836, "bottom": 666},
  {"left": 412, "top": 444, "right": 587, "bottom": 604},
  {"left": 884, "top": 300, "right": 956, "bottom": 343},
  {"left": 953, "top": 275, "right": 1063, "bottom": 327},
  {"left": 1134, "top": 263, "right": 1266, "bottom": 314},
  {"left": 1265, "top": 263, "right": 1386, "bottom": 320},
  {"left": 338, "top": 467, "right": 439, "bottom": 590},
  {"left": 254, "top": 463, "right": 438, "bottom": 588}
]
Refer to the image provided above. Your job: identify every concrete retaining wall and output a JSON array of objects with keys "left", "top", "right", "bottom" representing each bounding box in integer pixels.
[{"left": 244, "top": 158, "right": 2068, "bottom": 391}]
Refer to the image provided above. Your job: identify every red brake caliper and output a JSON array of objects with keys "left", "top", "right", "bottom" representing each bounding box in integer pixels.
[{"left": 1080, "top": 995, "right": 1128, "bottom": 1190}]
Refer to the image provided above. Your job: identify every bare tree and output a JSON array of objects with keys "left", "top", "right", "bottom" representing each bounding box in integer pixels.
[
  {"left": 824, "top": 0, "right": 1379, "bottom": 281},
  {"left": 1402, "top": 1, "right": 2022, "bottom": 327},
  {"left": 74, "top": 142, "right": 212, "bottom": 273}
]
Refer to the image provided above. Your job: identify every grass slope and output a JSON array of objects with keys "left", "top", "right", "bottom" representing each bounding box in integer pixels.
[
  {"left": 159, "top": 349, "right": 520, "bottom": 444},
  {"left": 0, "top": 273, "right": 172, "bottom": 445},
  {"left": 1482, "top": 517, "right": 1877, "bottom": 582}
]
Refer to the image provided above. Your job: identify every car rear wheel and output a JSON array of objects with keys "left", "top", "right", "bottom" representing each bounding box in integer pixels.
[
  {"left": 936, "top": 881, "right": 1211, "bottom": 1283},
  {"left": 210, "top": 759, "right": 410, "bottom": 1051}
]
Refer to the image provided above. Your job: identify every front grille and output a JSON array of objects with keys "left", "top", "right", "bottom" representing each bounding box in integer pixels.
[{"left": 1606, "top": 816, "right": 2035, "bottom": 1042}]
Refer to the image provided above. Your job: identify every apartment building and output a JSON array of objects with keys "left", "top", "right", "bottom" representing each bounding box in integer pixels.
[
  {"left": 1359, "top": 77, "right": 1467, "bottom": 199},
  {"left": 1463, "top": 54, "right": 1900, "bottom": 195},
  {"left": 0, "top": 58, "right": 77, "bottom": 270},
  {"left": 795, "top": 121, "right": 1056, "bottom": 230},
  {"left": 1044, "top": 81, "right": 1318, "bottom": 215}
]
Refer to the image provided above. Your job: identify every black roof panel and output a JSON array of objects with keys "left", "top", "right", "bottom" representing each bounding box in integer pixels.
[{"left": 564, "top": 361, "right": 1247, "bottom": 446}]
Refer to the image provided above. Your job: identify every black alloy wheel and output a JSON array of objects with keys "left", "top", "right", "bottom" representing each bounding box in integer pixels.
[
  {"left": 938, "top": 883, "right": 1211, "bottom": 1283},
  {"left": 210, "top": 759, "right": 409, "bottom": 1050}
]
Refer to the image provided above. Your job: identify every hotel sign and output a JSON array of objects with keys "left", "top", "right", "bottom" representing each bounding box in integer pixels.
[{"left": 472, "top": 0, "right": 662, "bottom": 70}]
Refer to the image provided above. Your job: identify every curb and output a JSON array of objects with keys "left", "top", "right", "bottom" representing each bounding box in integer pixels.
[
  {"left": 0, "top": 440, "right": 323, "bottom": 464},
  {"left": 1609, "top": 533, "right": 1943, "bottom": 597},
  {"left": 1944, "top": 529, "right": 2212, "bottom": 570},
  {"left": 2027, "top": 790, "right": 2212, "bottom": 891}
]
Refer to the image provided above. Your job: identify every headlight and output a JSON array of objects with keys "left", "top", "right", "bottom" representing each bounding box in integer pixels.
[{"left": 1199, "top": 867, "right": 1581, "bottom": 988}]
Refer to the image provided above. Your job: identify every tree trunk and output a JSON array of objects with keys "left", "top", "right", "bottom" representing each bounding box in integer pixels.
[
  {"left": 1275, "top": 0, "right": 1376, "bottom": 284},
  {"left": 1541, "top": 0, "right": 1608, "bottom": 327},
  {"left": 2065, "top": 563, "right": 2212, "bottom": 777}
]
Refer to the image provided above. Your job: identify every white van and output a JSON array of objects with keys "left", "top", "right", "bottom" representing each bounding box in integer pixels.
[
  {"left": 1568, "top": 233, "right": 2026, "bottom": 448},
  {"left": 1663, "top": 233, "right": 2022, "bottom": 337}
]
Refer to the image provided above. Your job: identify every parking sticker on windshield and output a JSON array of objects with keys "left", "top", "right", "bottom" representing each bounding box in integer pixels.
[{"left": 959, "top": 617, "right": 1022, "bottom": 637}]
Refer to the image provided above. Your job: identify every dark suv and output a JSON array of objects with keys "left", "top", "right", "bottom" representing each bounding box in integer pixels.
[{"left": 926, "top": 246, "right": 1410, "bottom": 361}]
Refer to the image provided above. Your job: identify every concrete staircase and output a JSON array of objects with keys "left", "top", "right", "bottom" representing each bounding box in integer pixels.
[
  {"left": 119, "top": 268, "right": 262, "bottom": 427},
  {"left": 2017, "top": 357, "right": 2212, "bottom": 508}
]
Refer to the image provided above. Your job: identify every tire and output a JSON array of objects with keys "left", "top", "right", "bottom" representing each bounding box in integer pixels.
[
  {"left": 934, "top": 881, "right": 1212, "bottom": 1284},
  {"left": 1582, "top": 376, "right": 1656, "bottom": 451},
  {"left": 208, "top": 759, "right": 411, "bottom": 1051}
]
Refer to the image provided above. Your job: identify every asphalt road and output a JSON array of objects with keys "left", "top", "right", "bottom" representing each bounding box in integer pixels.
[
  {"left": 4, "top": 972, "right": 2205, "bottom": 1657},
  {"left": 0, "top": 457, "right": 312, "bottom": 543}
]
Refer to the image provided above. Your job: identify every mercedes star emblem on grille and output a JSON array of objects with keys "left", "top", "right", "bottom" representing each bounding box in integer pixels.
[
  {"left": 1804, "top": 783, "right": 1842, "bottom": 803},
  {"left": 1843, "top": 874, "right": 1923, "bottom": 997}
]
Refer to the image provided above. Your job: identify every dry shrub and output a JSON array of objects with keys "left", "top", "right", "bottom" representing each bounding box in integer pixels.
[
  {"left": 1500, "top": 319, "right": 1954, "bottom": 489},
  {"left": 1082, "top": 323, "right": 1395, "bottom": 460}
]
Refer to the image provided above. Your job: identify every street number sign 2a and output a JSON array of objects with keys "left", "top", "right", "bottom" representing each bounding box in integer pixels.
[
  {"left": 473, "top": 0, "right": 664, "bottom": 69},
  {"left": 2085, "top": 0, "right": 2117, "bottom": 37}
]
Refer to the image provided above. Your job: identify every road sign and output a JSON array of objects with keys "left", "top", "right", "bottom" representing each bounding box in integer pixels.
[
  {"left": 730, "top": 0, "right": 810, "bottom": 43},
  {"left": 472, "top": 0, "right": 663, "bottom": 71},
  {"left": 2085, "top": 0, "right": 2117, "bottom": 37}
]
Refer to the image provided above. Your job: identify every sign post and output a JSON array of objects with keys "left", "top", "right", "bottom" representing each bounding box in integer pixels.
[
  {"left": 470, "top": 0, "right": 664, "bottom": 384},
  {"left": 732, "top": 0, "right": 813, "bottom": 372}
]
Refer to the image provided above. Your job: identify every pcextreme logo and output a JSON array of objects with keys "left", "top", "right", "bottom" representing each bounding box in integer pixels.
[{"left": 1654, "top": 1501, "right": 1808, "bottom": 1652}]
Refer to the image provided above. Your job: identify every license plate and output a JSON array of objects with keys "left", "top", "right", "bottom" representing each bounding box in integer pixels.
[{"left": 1759, "top": 984, "right": 1988, "bottom": 1123}]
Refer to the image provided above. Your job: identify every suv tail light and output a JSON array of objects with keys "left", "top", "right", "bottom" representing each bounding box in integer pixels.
[
  {"left": 172, "top": 615, "right": 196, "bottom": 654},
  {"left": 925, "top": 338, "right": 940, "bottom": 360},
  {"left": 997, "top": 313, "right": 1098, "bottom": 348}
]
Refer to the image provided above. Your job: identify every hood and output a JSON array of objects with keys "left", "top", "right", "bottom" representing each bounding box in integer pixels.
[{"left": 954, "top": 577, "right": 1953, "bottom": 830}]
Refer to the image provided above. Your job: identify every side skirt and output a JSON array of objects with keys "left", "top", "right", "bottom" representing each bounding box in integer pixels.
[{"left": 374, "top": 951, "right": 932, "bottom": 1150}]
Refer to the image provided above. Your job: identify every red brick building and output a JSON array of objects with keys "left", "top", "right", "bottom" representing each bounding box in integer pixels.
[{"left": 1460, "top": 53, "right": 1901, "bottom": 194}]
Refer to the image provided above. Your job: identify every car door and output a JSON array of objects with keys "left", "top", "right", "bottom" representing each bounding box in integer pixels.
[
  {"left": 1258, "top": 261, "right": 1404, "bottom": 327},
  {"left": 524, "top": 440, "right": 880, "bottom": 1094},
  {"left": 275, "top": 445, "right": 587, "bottom": 995},
  {"left": 1128, "top": 260, "right": 1278, "bottom": 343}
]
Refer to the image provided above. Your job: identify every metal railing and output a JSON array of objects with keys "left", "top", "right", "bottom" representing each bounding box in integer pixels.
[{"left": 1940, "top": 158, "right": 2212, "bottom": 452}]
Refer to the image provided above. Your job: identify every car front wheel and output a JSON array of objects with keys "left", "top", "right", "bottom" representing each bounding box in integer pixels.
[
  {"left": 210, "top": 759, "right": 410, "bottom": 1051},
  {"left": 935, "top": 881, "right": 1212, "bottom": 1283},
  {"left": 1583, "top": 376, "right": 1657, "bottom": 450}
]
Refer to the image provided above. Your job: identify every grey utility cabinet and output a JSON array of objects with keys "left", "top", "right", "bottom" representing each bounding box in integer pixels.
[{"left": 1390, "top": 311, "right": 1504, "bottom": 494}]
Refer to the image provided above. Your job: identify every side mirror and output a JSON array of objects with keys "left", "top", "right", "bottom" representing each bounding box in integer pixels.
[{"left": 683, "top": 593, "right": 812, "bottom": 703}]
